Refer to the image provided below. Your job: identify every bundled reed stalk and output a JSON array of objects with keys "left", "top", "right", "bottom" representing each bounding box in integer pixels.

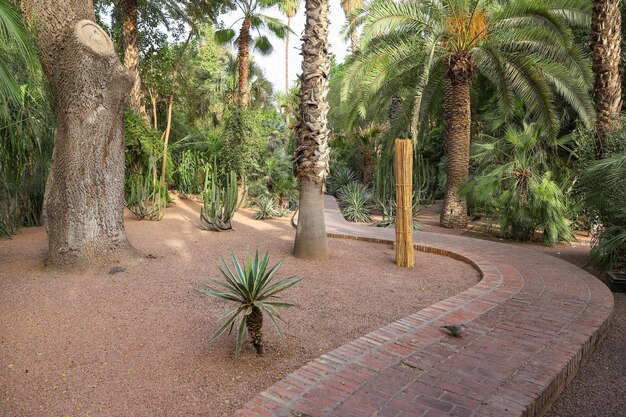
[{"left": 394, "top": 139, "right": 414, "bottom": 267}]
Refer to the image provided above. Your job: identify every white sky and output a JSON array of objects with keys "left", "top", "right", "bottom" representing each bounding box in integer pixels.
[{"left": 218, "top": 0, "right": 350, "bottom": 93}]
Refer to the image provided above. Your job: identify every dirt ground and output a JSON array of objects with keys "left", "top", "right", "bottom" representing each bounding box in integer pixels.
[{"left": 0, "top": 197, "right": 479, "bottom": 417}]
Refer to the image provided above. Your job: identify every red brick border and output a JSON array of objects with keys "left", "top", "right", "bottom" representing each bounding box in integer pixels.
[{"left": 235, "top": 197, "right": 613, "bottom": 417}]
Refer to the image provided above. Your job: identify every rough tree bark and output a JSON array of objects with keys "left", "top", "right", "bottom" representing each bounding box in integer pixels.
[
  {"left": 237, "top": 15, "right": 251, "bottom": 108},
  {"left": 591, "top": 0, "right": 622, "bottom": 157},
  {"left": 440, "top": 56, "right": 475, "bottom": 229},
  {"left": 293, "top": 0, "right": 331, "bottom": 260},
  {"left": 22, "top": 0, "right": 138, "bottom": 268},
  {"left": 120, "top": 0, "right": 149, "bottom": 120}
]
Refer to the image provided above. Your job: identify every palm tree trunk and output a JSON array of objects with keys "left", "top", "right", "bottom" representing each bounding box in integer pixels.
[
  {"left": 350, "top": 19, "right": 358, "bottom": 54},
  {"left": 293, "top": 0, "right": 331, "bottom": 260},
  {"left": 238, "top": 15, "right": 251, "bottom": 108},
  {"left": 591, "top": 0, "right": 622, "bottom": 157},
  {"left": 285, "top": 16, "right": 291, "bottom": 94},
  {"left": 440, "top": 57, "right": 474, "bottom": 229},
  {"left": 120, "top": 0, "right": 148, "bottom": 120},
  {"left": 21, "top": 0, "right": 139, "bottom": 267}
]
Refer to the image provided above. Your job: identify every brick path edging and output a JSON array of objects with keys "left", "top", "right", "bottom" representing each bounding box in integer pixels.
[{"left": 235, "top": 197, "right": 614, "bottom": 417}]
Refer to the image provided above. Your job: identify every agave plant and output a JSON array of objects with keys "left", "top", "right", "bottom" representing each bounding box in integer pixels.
[
  {"left": 327, "top": 167, "right": 357, "bottom": 196},
  {"left": 254, "top": 194, "right": 279, "bottom": 220},
  {"left": 197, "top": 251, "right": 302, "bottom": 356},
  {"left": 375, "top": 195, "right": 421, "bottom": 231},
  {"left": 338, "top": 181, "right": 372, "bottom": 223}
]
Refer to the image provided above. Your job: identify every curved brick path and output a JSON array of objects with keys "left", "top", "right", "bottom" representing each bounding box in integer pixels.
[{"left": 236, "top": 196, "right": 613, "bottom": 417}]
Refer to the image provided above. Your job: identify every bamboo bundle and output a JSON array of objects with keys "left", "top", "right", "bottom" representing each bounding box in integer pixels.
[{"left": 394, "top": 139, "right": 414, "bottom": 268}]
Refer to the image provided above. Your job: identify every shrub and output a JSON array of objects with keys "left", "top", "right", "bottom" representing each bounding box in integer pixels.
[
  {"left": 196, "top": 251, "right": 302, "bottom": 356},
  {"left": 462, "top": 124, "right": 573, "bottom": 245},
  {"left": 338, "top": 181, "right": 372, "bottom": 223}
]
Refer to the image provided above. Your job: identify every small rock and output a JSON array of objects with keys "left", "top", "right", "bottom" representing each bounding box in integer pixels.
[{"left": 109, "top": 266, "right": 126, "bottom": 275}]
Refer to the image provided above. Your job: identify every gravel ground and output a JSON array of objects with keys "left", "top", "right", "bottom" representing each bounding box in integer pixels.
[{"left": 0, "top": 196, "right": 478, "bottom": 417}]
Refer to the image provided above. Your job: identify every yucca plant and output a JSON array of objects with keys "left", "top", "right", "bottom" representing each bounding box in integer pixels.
[
  {"left": 254, "top": 194, "right": 279, "bottom": 220},
  {"left": 197, "top": 251, "right": 302, "bottom": 356},
  {"left": 338, "top": 181, "right": 372, "bottom": 223}
]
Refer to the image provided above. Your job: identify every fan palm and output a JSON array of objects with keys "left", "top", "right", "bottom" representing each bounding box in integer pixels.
[
  {"left": 343, "top": 0, "right": 594, "bottom": 229},
  {"left": 216, "top": 0, "right": 288, "bottom": 107}
]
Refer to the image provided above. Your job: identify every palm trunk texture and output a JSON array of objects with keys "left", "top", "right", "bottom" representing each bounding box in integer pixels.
[
  {"left": 440, "top": 56, "right": 475, "bottom": 229},
  {"left": 120, "top": 0, "right": 148, "bottom": 120},
  {"left": 293, "top": 0, "right": 331, "bottom": 260},
  {"left": 591, "top": 0, "right": 622, "bottom": 156},
  {"left": 238, "top": 16, "right": 251, "bottom": 108}
]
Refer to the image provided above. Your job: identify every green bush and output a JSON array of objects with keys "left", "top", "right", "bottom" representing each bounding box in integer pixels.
[
  {"left": 196, "top": 251, "right": 302, "bottom": 356},
  {"left": 338, "top": 181, "right": 372, "bottom": 223},
  {"left": 462, "top": 124, "right": 573, "bottom": 245},
  {"left": 375, "top": 196, "right": 421, "bottom": 230},
  {"left": 221, "top": 107, "right": 264, "bottom": 177}
]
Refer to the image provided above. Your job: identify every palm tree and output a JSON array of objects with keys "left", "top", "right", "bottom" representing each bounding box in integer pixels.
[
  {"left": 340, "top": 0, "right": 362, "bottom": 54},
  {"left": 293, "top": 0, "right": 330, "bottom": 260},
  {"left": 216, "top": 0, "right": 288, "bottom": 108},
  {"left": 343, "top": 0, "right": 594, "bottom": 229},
  {"left": 591, "top": 0, "right": 622, "bottom": 157},
  {"left": 279, "top": 0, "right": 299, "bottom": 93}
]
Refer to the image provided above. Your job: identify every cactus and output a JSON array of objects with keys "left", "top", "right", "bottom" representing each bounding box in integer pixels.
[
  {"left": 200, "top": 158, "right": 243, "bottom": 231},
  {"left": 126, "top": 172, "right": 167, "bottom": 221}
]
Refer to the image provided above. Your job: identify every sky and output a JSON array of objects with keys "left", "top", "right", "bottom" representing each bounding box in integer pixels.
[{"left": 218, "top": 0, "right": 350, "bottom": 93}]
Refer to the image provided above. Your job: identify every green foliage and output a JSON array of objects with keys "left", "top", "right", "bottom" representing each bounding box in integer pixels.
[
  {"left": 462, "top": 124, "right": 573, "bottom": 245},
  {"left": 200, "top": 158, "right": 241, "bottom": 231},
  {"left": 125, "top": 110, "right": 167, "bottom": 178},
  {"left": 125, "top": 173, "right": 168, "bottom": 221},
  {"left": 375, "top": 195, "right": 421, "bottom": 231},
  {"left": 342, "top": 0, "right": 594, "bottom": 140},
  {"left": 254, "top": 194, "right": 279, "bottom": 220},
  {"left": 221, "top": 107, "right": 265, "bottom": 177},
  {"left": 574, "top": 124, "right": 626, "bottom": 269},
  {"left": 327, "top": 167, "right": 357, "bottom": 196},
  {"left": 175, "top": 148, "right": 212, "bottom": 194},
  {"left": 338, "top": 181, "right": 372, "bottom": 223},
  {"left": 196, "top": 250, "right": 301, "bottom": 356},
  {"left": 0, "top": 7, "right": 53, "bottom": 236}
]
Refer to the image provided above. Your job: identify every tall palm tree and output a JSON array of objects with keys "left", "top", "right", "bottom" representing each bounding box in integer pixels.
[
  {"left": 591, "top": 0, "right": 622, "bottom": 157},
  {"left": 279, "top": 0, "right": 299, "bottom": 94},
  {"left": 343, "top": 0, "right": 594, "bottom": 229},
  {"left": 293, "top": 0, "right": 330, "bottom": 260},
  {"left": 216, "top": 0, "right": 288, "bottom": 108},
  {"left": 340, "top": 0, "right": 362, "bottom": 54}
]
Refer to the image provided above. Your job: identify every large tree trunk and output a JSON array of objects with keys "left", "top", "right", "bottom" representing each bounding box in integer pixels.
[
  {"left": 293, "top": 0, "right": 331, "bottom": 260},
  {"left": 440, "top": 56, "right": 474, "bottom": 229},
  {"left": 120, "top": 0, "right": 148, "bottom": 120},
  {"left": 21, "top": 1, "right": 138, "bottom": 268},
  {"left": 237, "top": 15, "right": 251, "bottom": 108},
  {"left": 591, "top": 0, "right": 622, "bottom": 157}
]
